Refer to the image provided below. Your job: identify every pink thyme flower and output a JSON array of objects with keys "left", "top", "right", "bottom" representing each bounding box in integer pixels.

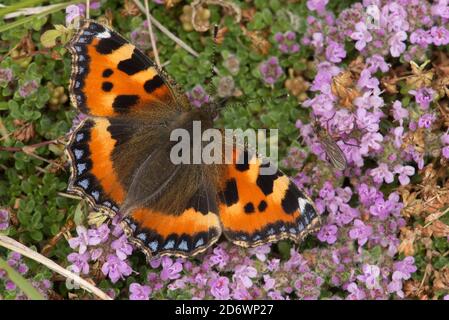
[
  {"left": 307, "top": 0, "right": 329, "bottom": 15},
  {"left": 274, "top": 31, "right": 300, "bottom": 54},
  {"left": 393, "top": 165, "right": 415, "bottom": 186},
  {"left": 187, "top": 85, "right": 210, "bottom": 108},
  {"left": 431, "top": 0, "right": 449, "bottom": 19},
  {"left": 317, "top": 224, "right": 338, "bottom": 244},
  {"left": 366, "top": 54, "right": 390, "bottom": 73},
  {"left": 349, "top": 219, "right": 372, "bottom": 246},
  {"left": 87, "top": 224, "right": 110, "bottom": 245},
  {"left": 430, "top": 26, "right": 449, "bottom": 46},
  {"left": 0, "top": 209, "right": 10, "bottom": 230},
  {"left": 18, "top": 80, "right": 38, "bottom": 98},
  {"left": 351, "top": 22, "right": 372, "bottom": 51},
  {"left": 0, "top": 68, "right": 13, "bottom": 85},
  {"left": 160, "top": 257, "right": 183, "bottom": 281},
  {"left": 209, "top": 276, "right": 230, "bottom": 299},
  {"left": 442, "top": 146, "right": 449, "bottom": 159},
  {"left": 370, "top": 163, "right": 394, "bottom": 184},
  {"left": 68, "top": 226, "right": 91, "bottom": 254},
  {"left": 209, "top": 245, "right": 229, "bottom": 269},
  {"left": 67, "top": 252, "right": 90, "bottom": 275},
  {"left": 325, "top": 41, "right": 346, "bottom": 63},
  {"left": 129, "top": 283, "right": 151, "bottom": 300},
  {"left": 111, "top": 235, "right": 133, "bottom": 260},
  {"left": 249, "top": 244, "right": 271, "bottom": 261},
  {"left": 101, "top": 254, "right": 132, "bottom": 283},
  {"left": 389, "top": 31, "right": 407, "bottom": 57},
  {"left": 409, "top": 87, "right": 435, "bottom": 110},
  {"left": 357, "top": 69, "right": 379, "bottom": 90},
  {"left": 233, "top": 265, "right": 257, "bottom": 288},
  {"left": 392, "top": 100, "right": 409, "bottom": 123},
  {"left": 357, "top": 264, "right": 381, "bottom": 290},
  {"left": 410, "top": 29, "right": 433, "bottom": 48},
  {"left": 65, "top": 5, "right": 84, "bottom": 25},
  {"left": 346, "top": 282, "right": 366, "bottom": 300},
  {"left": 259, "top": 57, "right": 283, "bottom": 85},
  {"left": 418, "top": 113, "right": 436, "bottom": 129}
]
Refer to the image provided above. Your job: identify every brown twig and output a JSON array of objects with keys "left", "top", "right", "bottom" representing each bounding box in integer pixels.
[
  {"left": 0, "top": 235, "right": 112, "bottom": 300},
  {"left": 57, "top": 192, "right": 82, "bottom": 200},
  {"left": 41, "top": 219, "right": 75, "bottom": 256},
  {"left": 132, "top": 0, "right": 199, "bottom": 58},
  {"left": 86, "top": 0, "right": 90, "bottom": 19},
  {"left": 143, "top": 0, "right": 161, "bottom": 68},
  {"left": 0, "top": 139, "right": 65, "bottom": 170},
  {"left": 0, "top": 139, "right": 59, "bottom": 152}
]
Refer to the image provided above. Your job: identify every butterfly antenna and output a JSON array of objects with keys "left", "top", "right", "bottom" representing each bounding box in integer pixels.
[{"left": 206, "top": 24, "right": 219, "bottom": 97}]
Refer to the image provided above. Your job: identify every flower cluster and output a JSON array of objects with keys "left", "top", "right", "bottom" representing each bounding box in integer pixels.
[
  {"left": 290, "top": 0, "right": 449, "bottom": 299},
  {"left": 186, "top": 84, "right": 211, "bottom": 108},
  {"left": 67, "top": 216, "right": 133, "bottom": 285},
  {"left": 126, "top": 243, "right": 325, "bottom": 300},
  {"left": 0, "top": 209, "right": 10, "bottom": 231},
  {"left": 0, "top": 252, "right": 52, "bottom": 300}
]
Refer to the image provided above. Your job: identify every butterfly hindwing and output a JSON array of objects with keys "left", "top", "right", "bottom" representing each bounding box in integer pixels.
[
  {"left": 68, "top": 20, "right": 185, "bottom": 117},
  {"left": 122, "top": 184, "right": 222, "bottom": 258},
  {"left": 218, "top": 148, "right": 321, "bottom": 247}
]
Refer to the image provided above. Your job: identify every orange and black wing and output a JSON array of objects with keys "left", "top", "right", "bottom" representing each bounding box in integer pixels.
[
  {"left": 68, "top": 20, "right": 187, "bottom": 117},
  {"left": 218, "top": 149, "right": 321, "bottom": 247},
  {"left": 67, "top": 118, "right": 128, "bottom": 214},
  {"left": 122, "top": 185, "right": 222, "bottom": 258}
]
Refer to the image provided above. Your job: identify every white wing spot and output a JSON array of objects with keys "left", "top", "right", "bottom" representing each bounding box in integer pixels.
[
  {"left": 91, "top": 190, "right": 99, "bottom": 201},
  {"left": 76, "top": 133, "right": 84, "bottom": 142},
  {"left": 163, "top": 240, "right": 175, "bottom": 250},
  {"left": 178, "top": 240, "right": 188, "bottom": 251},
  {"left": 195, "top": 238, "right": 204, "bottom": 248},
  {"left": 148, "top": 241, "right": 158, "bottom": 252},
  {"left": 96, "top": 31, "right": 111, "bottom": 39},
  {"left": 74, "top": 149, "right": 83, "bottom": 160},
  {"left": 298, "top": 197, "right": 308, "bottom": 213},
  {"left": 137, "top": 233, "right": 147, "bottom": 241},
  {"left": 78, "top": 179, "right": 89, "bottom": 189},
  {"left": 77, "top": 163, "right": 86, "bottom": 174}
]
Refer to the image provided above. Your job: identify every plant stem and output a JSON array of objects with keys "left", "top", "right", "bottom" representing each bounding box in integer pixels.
[
  {"left": 0, "top": 235, "right": 112, "bottom": 300},
  {"left": 143, "top": 0, "right": 161, "bottom": 68},
  {"left": 0, "top": 256, "right": 45, "bottom": 300}
]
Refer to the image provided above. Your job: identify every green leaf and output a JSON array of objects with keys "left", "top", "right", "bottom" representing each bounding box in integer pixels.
[
  {"left": 0, "top": 1, "right": 79, "bottom": 33},
  {"left": 73, "top": 201, "right": 85, "bottom": 226},
  {"left": 277, "top": 240, "right": 292, "bottom": 260},
  {"left": 40, "top": 29, "right": 62, "bottom": 48},
  {"left": 0, "top": 256, "right": 45, "bottom": 300}
]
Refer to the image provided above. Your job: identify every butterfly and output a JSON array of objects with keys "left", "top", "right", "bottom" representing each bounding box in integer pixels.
[{"left": 66, "top": 20, "right": 321, "bottom": 258}]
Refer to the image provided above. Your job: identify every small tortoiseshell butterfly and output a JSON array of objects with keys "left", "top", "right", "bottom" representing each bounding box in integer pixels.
[{"left": 66, "top": 20, "right": 321, "bottom": 258}]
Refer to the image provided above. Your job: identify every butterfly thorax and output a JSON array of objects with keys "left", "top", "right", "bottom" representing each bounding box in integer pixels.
[{"left": 168, "top": 108, "right": 214, "bottom": 135}]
